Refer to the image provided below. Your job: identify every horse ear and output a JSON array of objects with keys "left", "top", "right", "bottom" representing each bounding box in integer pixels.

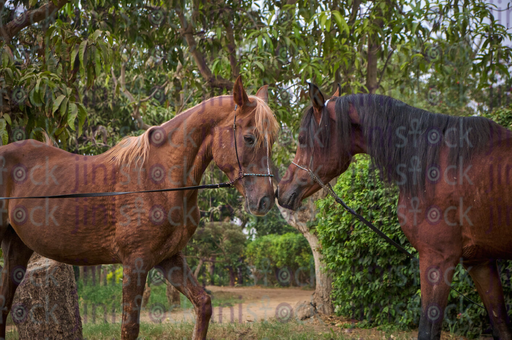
[
  {"left": 255, "top": 85, "right": 269, "bottom": 103},
  {"left": 308, "top": 83, "right": 325, "bottom": 123},
  {"left": 233, "top": 75, "right": 249, "bottom": 108},
  {"left": 331, "top": 83, "right": 341, "bottom": 99},
  {"left": 308, "top": 83, "right": 325, "bottom": 111}
]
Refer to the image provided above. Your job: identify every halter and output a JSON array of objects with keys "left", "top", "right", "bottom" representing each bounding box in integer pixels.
[{"left": 230, "top": 103, "right": 274, "bottom": 186}]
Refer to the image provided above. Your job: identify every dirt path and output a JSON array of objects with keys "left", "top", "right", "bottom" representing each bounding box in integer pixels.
[{"left": 140, "top": 286, "right": 314, "bottom": 324}]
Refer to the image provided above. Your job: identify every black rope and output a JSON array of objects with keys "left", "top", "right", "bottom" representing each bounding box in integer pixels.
[{"left": 0, "top": 182, "right": 235, "bottom": 200}]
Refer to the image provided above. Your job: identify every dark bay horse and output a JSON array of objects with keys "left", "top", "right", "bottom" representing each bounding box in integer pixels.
[
  {"left": 1, "top": 76, "right": 279, "bottom": 340},
  {"left": 277, "top": 84, "right": 512, "bottom": 339}
]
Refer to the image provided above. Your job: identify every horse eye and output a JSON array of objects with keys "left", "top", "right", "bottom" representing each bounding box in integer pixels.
[
  {"left": 298, "top": 136, "right": 305, "bottom": 145},
  {"left": 244, "top": 135, "right": 255, "bottom": 145}
]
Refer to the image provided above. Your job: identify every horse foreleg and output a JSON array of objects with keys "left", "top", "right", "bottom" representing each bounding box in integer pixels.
[
  {"left": 417, "top": 250, "right": 460, "bottom": 340},
  {"left": 463, "top": 259, "right": 512, "bottom": 340},
  {"left": 120, "top": 258, "right": 148, "bottom": 340},
  {"left": 0, "top": 226, "right": 33, "bottom": 339},
  {"left": 159, "top": 253, "right": 212, "bottom": 340}
]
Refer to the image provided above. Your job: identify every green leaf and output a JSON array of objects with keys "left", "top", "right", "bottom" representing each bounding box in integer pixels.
[
  {"left": 77, "top": 103, "right": 87, "bottom": 136},
  {"left": 94, "top": 47, "right": 101, "bottom": 77},
  {"left": 67, "top": 103, "right": 78, "bottom": 131},
  {"left": 320, "top": 12, "right": 327, "bottom": 30},
  {"left": 71, "top": 44, "right": 79, "bottom": 66},
  {"left": 52, "top": 95, "right": 66, "bottom": 115},
  {"left": 29, "top": 0, "right": 38, "bottom": 8},
  {"left": 0, "top": 119, "right": 7, "bottom": 145},
  {"left": 333, "top": 10, "right": 349, "bottom": 34},
  {"left": 254, "top": 61, "right": 264, "bottom": 71},
  {"left": 3, "top": 114, "right": 11, "bottom": 125},
  {"left": 59, "top": 97, "right": 68, "bottom": 118},
  {"left": 29, "top": 88, "right": 42, "bottom": 107},
  {"left": 91, "top": 29, "right": 102, "bottom": 41},
  {"left": 79, "top": 40, "right": 88, "bottom": 78}
]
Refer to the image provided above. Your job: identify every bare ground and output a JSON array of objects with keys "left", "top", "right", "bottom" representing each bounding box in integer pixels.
[{"left": 140, "top": 285, "right": 315, "bottom": 324}]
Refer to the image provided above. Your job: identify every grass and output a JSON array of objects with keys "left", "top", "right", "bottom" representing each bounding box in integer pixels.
[
  {"left": 79, "top": 320, "right": 344, "bottom": 340},
  {"left": 3, "top": 319, "right": 370, "bottom": 340}
]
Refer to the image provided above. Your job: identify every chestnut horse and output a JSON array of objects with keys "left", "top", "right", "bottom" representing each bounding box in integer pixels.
[
  {"left": 278, "top": 84, "right": 512, "bottom": 339},
  {"left": 0, "top": 76, "right": 279, "bottom": 340}
]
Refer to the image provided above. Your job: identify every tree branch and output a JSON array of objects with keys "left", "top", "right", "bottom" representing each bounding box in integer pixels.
[
  {"left": 224, "top": 14, "right": 239, "bottom": 79},
  {"left": 366, "top": 1, "right": 386, "bottom": 94},
  {"left": 176, "top": 7, "right": 233, "bottom": 90},
  {"left": 376, "top": 49, "right": 394, "bottom": 91},
  {"left": 140, "top": 81, "right": 169, "bottom": 103},
  {"left": 1, "top": 0, "right": 69, "bottom": 41},
  {"left": 111, "top": 66, "right": 168, "bottom": 130}
]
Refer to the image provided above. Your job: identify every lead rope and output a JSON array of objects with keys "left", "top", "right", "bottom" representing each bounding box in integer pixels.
[{"left": 291, "top": 160, "right": 485, "bottom": 310}]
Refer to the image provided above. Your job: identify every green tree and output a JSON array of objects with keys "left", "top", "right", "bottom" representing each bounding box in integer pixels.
[{"left": 245, "top": 232, "right": 313, "bottom": 286}]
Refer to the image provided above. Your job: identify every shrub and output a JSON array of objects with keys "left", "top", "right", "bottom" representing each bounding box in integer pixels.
[{"left": 245, "top": 233, "right": 313, "bottom": 286}]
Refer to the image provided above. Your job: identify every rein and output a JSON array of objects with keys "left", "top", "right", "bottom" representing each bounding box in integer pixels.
[
  {"left": 1, "top": 106, "right": 273, "bottom": 201},
  {"left": 291, "top": 160, "right": 485, "bottom": 310}
]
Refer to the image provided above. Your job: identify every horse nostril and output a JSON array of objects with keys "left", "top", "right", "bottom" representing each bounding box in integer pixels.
[{"left": 259, "top": 195, "right": 270, "bottom": 211}]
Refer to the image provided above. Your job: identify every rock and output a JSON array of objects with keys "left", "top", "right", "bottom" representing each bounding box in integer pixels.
[
  {"left": 294, "top": 300, "right": 316, "bottom": 320},
  {"left": 12, "top": 253, "right": 83, "bottom": 340}
]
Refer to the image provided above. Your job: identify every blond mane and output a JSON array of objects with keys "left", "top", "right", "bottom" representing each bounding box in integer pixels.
[
  {"left": 247, "top": 95, "right": 280, "bottom": 150},
  {"left": 104, "top": 127, "right": 155, "bottom": 167},
  {"left": 106, "top": 94, "right": 279, "bottom": 167}
]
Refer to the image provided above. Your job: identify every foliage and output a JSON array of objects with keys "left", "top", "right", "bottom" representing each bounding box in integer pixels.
[
  {"left": 245, "top": 233, "right": 313, "bottom": 286},
  {"left": 484, "top": 105, "right": 512, "bottom": 130},
  {"left": 189, "top": 221, "right": 246, "bottom": 266},
  {"left": 315, "top": 155, "right": 512, "bottom": 337},
  {"left": 245, "top": 205, "right": 298, "bottom": 237}
]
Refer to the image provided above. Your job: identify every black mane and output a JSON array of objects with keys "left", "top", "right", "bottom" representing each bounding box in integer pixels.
[{"left": 300, "top": 93, "right": 509, "bottom": 198}]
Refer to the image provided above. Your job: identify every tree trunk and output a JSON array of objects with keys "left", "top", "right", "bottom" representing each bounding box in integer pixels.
[
  {"left": 237, "top": 258, "right": 244, "bottom": 285},
  {"left": 227, "top": 266, "right": 235, "bottom": 287},
  {"left": 194, "top": 258, "right": 204, "bottom": 279},
  {"left": 12, "top": 253, "right": 83, "bottom": 339},
  {"left": 276, "top": 186, "right": 335, "bottom": 315},
  {"left": 100, "top": 265, "right": 107, "bottom": 286},
  {"left": 208, "top": 256, "right": 216, "bottom": 285},
  {"left": 166, "top": 282, "right": 181, "bottom": 307},
  {"left": 142, "top": 282, "right": 151, "bottom": 308}
]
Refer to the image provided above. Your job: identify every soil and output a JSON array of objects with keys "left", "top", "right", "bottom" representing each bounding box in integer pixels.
[{"left": 141, "top": 285, "right": 315, "bottom": 324}]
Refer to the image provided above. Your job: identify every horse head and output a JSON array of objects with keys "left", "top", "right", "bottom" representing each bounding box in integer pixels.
[
  {"left": 277, "top": 83, "right": 364, "bottom": 210},
  {"left": 212, "top": 76, "right": 279, "bottom": 216}
]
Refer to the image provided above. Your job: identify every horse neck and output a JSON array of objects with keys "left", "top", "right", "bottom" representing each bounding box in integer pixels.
[{"left": 155, "top": 97, "right": 234, "bottom": 187}]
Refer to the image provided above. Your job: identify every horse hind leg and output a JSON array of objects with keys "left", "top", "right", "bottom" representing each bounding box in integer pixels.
[
  {"left": 0, "top": 225, "right": 33, "bottom": 339},
  {"left": 463, "top": 259, "right": 512, "bottom": 340}
]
